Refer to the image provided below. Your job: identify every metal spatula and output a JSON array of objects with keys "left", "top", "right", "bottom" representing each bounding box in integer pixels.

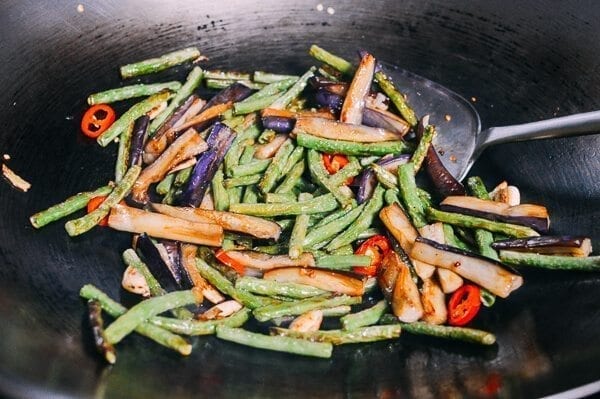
[{"left": 383, "top": 63, "right": 600, "bottom": 181}]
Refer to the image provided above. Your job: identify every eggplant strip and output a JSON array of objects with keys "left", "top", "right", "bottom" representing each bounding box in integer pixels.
[
  {"left": 263, "top": 267, "right": 365, "bottom": 296},
  {"left": 218, "top": 251, "right": 315, "bottom": 271},
  {"left": 293, "top": 117, "right": 402, "bottom": 143},
  {"left": 340, "top": 52, "right": 376, "bottom": 124}
]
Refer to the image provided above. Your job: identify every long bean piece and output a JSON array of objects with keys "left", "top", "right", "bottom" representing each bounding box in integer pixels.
[
  {"left": 115, "top": 123, "right": 134, "bottom": 183},
  {"left": 64, "top": 165, "right": 140, "bottom": 236},
  {"left": 274, "top": 160, "right": 305, "bottom": 194},
  {"left": 288, "top": 193, "right": 312, "bottom": 259},
  {"left": 499, "top": 251, "right": 600, "bottom": 271},
  {"left": 308, "top": 45, "right": 355, "bottom": 76},
  {"left": 315, "top": 255, "right": 371, "bottom": 270},
  {"left": 254, "top": 71, "right": 299, "bottom": 84},
  {"left": 231, "top": 159, "right": 271, "bottom": 177},
  {"left": 253, "top": 295, "right": 361, "bottom": 322},
  {"left": 258, "top": 139, "right": 295, "bottom": 194},
  {"left": 466, "top": 176, "right": 499, "bottom": 260},
  {"left": 297, "top": 133, "right": 412, "bottom": 156},
  {"left": 398, "top": 162, "right": 428, "bottom": 228},
  {"left": 120, "top": 47, "right": 201, "bottom": 79},
  {"left": 88, "top": 82, "right": 182, "bottom": 105},
  {"left": 235, "top": 276, "right": 328, "bottom": 299},
  {"left": 150, "top": 308, "right": 250, "bottom": 335},
  {"left": 280, "top": 147, "right": 305, "bottom": 177},
  {"left": 270, "top": 324, "right": 401, "bottom": 345},
  {"left": 211, "top": 167, "right": 230, "bottom": 211},
  {"left": 307, "top": 149, "right": 355, "bottom": 209},
  {"left": 375, "top": 71, "right": 418, "bottom": 127},
  {"left": 269, "top": 67, "right": 316, "bottom": 109},
  {"left": 410, "top": 125, "right": 435, "bottom": 173},
  {"left": 216, "top": 326, "right": 333, "bottom": 358},
  {"left": 341, "top": 300, "right": 388, "bottom": 331},
  {"left": 30, "top": 185, "right": 112, "bottom": 228},
  {"left": 229, "top": 193, "right": 338, "bottom": 217}
]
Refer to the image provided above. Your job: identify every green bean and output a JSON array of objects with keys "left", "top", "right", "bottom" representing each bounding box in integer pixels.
[
  {"left": 156, "top": 172, "right": 175, "bottom": 196},
  {"left": 499, "top": 251, "right": 600, "bottom": 271},
  {"left": 254, "top": 71, "right": 299, "bottom": 84},
  {"left": 259, "top": 139, "right": 295, "bottom": 193},
  {"left": 230, "top": 193, "right": 338, "bottom": 217},
  {"left": 359, "top": 156, "right": 381, "bottom": 166},
  {"left": 357, "top": 228, "right": 384, "bottom": 240},
  {"left": 174, "top": 166, "right": 193, "bottom": 187},
  {"left": 253, "top": 294, "right": 360, "bottom": 322},
  {"left": 321, "top": 305, "right": 353, "bottom": 317},
  {"left": 288, "top": 193, "right": 313, "bottom": 259},
  {"left": 233, "top": 93, "right": 281, "bottom": 115},
  {"left": 223, "top": 115, "right": 246, "bottom": 130},
  {"left": 225, "top": 124, "right": 262, "bottom": 175},
  {"left": 241, "top": 184, "right": 260, "bottom": 204},
  {"left": 79, "top": 284, "right": 192, "bottom": 355},
  {"left": 150, "top": 308, "right": 250, "bottom": 335},
  {"left": 330, "top": 245, "right": 354, "bottom": 255},
  {"left": 227, "top": 186, "right": 244, "bottom": 206},
  {"left": 315, "top": 255, "right": 371, "bottom": 270},
  {"left": 340, "top": 300, "right": 388, "bottom": 331},
  {"left": 317, "top": 66, "right": 341, "bottom": 81},
  {"left": 466, "top": 176, "right": 492, "bottom": 201},
  {"left": 280, "top": 147, "right": 305, "bottom": 177},
  {"left": 312, "top": 208, "right": 351, "bottom": 229},
  {"left": 480, "top": 288, "right": 496, "bottom": 307},
  {"left": 258, "top": 129, "right": 277, "bottom": 144},
  {"left": 269, "top": 67, "right": 316, "bottom": 109},
  {"left": 427, "top": 208, "right": 539, "bottom": 238},
  {"left": 398, "top": 162, "right": 427, "bottom": 228},
  {"left": 195, "top": 258, "right": 269, "bottom": 309},
  {"left": 276, "top": 218, "right": 296, "bottom": 231},
  {"left": 120, "top": 47, "right": 201, "bottom": 79},
  {"left": 88, "top": 82, "right": 182, "bottom": 105},
  {"left": 224, "top": 174, "right": 262, "bottom": 188},
  {"left": 411, "top": 125, "right": 435, "bottom": 173},
  {"left": 30, "top": 185, "right": 112, "bottom": 228},
  {"left": 206, "top": 79, "right": 263, "bottom": 90},
  {"left": 304, "top": 204, "right": 364, "bottom": 248},
  {"left": 204, "top": 70, "right": 252, "bottom": 81},
  {"left": 271, "top": 324, "right": 401, "bottom": 345},
  {"left": 104, "top": 290, "right": 198, "bottom": 344},
  {"left": 149, "top": 66, "right": 204, "bottom": 135},
  {"left": 371, "top": 163, "right": 398, "bottom": 189},
  {"left": 465, "top": 176, "right": 498, "bottom": 260},
  {"left": 375, "top": 71, "right": 418, "bottom": 127},
  {"left": 265, "top": 192, "right": 297, "bottom": 203},
  {"left": 328, "top": 157, "right": 362, "bottom": 187},
  {"left": 275, "top": 160, "right": 305, "bottom": 194},
  {"left": 379, "top": 314, "right": 496, "bottom": 345},
  {"left": 97, "top": 91, "right": 173, "bottom": 146},
  {"left": 243, "top": 78, "right": 299, "bottom": 102},
  {"left": 384, "top": 188, "right": 401, "bottom": 205},
  {"left": 252, "top": 244, "right": 288, "bottom": 255},
  {"left": 297, "top": 133, "right": 412, "bottom": 156},
  {"left": 216, "top": 326, "right": 332, "bottom": 358},
  {"left": 418, "top": 188, "right": 433, "bottom": 208},
  {"left": 239, "top": 143, "right": 256, "bottom": 165},
  {"left": 161, "top": 185, "right": 179, "bottom": 205},
  {"left": 235, "top": 276, "right": 328, "bottom": 299},
  {"left": 442, "top": 224, "right": 473, "bottom": 251},
  {"left": 325, "top": 185, "right": 385, "bottom": 251},
  {"left": 64, "top": 165, "right": 140, "bottom": 236},
  {"left": 308, "top": 45, "right": 355, "bottom": 76},
  {"left": 231, "top": 159, "right": 272, "bottom": 177},
  {"left": 307, "top": 149, "right": 355, "bottom": 209}
]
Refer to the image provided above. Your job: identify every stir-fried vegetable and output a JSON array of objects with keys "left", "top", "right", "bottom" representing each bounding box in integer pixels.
[{"left": 28, "top": 44, "right": 597, "bottom": 363}]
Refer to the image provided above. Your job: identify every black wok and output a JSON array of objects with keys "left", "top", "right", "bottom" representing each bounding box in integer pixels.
[{"left": 1, "top": 0, "right": 599, "bottom": 397}]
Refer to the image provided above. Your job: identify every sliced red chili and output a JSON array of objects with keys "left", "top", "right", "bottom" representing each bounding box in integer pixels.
[
  {"left": 87, "top": 195, "right": 109, "bottom": 226},
  {"left": 353, "top": 234, "right": 391, "bottom": 276},
  {"left": 322, "top": 153, "right": 353, "bottom": 184},
  {"left": 448, "top": 284, "right": 481, "bottom": 326},
  {"left": 215, "top": 249, "right": 246, "bottom": 275},
  {"left": 81, "top": 104, "right": 116, "bottom": 138}
]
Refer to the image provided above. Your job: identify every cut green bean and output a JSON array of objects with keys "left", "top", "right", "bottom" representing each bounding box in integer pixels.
[
  {"left": 235, "top": 276, "right": 328, "bottom": 299},
  {"left": 307, "top": 149, "right": 355, "bottom": 209},
  {"left": 204, "top": 70, "right": 252, "bottom": 81},
  {"left": 297, "top": 133, "right": 412, "bottom": 156},
  {"left": 466, "top": 176, "right": 499, "bottom": 260},
  {"left": 230, "top": 193, "right": 338, "bottom": 217},
  {"left": 309, "top": 45, "right": 355, "bottom": 76},
  {"left": 375, "top": 71, "right": 418, "bottom": 127},
  {"left": 265, "top": 192, "right": 297, "bottom": 203},
  {"left": 87, "top": 299, "right": 117, "bottom": 364},
  {"left": 233, "top": 93, "right": 281, "bottom": 115},
  {"left": 30, "top": 185, "right": 113, "bottom": 228},
  {"left": 371, "top": 163, "right": 398, "bottom": 189},
  {"left": 328, "top": 157, "right": 362, "bottom": 187},
  {"left": 466, "top": 176, "right": 491, "bottom": 201},
  {"left": 304, "top": 203, "right": 364, "bottom": 248},
  {"left": 330, "top": 245, "right": 354, "bottom": 255},
  {"left": 88, "top": 81, "right": 182, "bottom": 105},
  {"left": 216, "top": 326, "right": 332, "bottom": 358},
  {"left": 195, "top": 258, "right": 269, "bottom": 309},
  {"left": 384, "top": 188, "right": 401, "bottom": 205},
  {"left": 243, "top": 78, "right": 298, "bottom": 101},
  {"left": 254, "top": 71, "right": 299, "bottom": 84},
  {"left": 379, "top": 314, "right": 496, "bottom": 345},
  {"left": 359, "top": 156, "right": 381, "bottom": 166},
  {"left": 206, "top": 79, "right": 264, "bottom": 90},
  {"left": 341, "top": 300, "right": 388, "bottom": 331},
  {"left": 253, "top": 244, "right": 287, "bottom": 255},
  {"left": 271, "top": 324, "right": 401, "bottom": 345},
  {"left": 253, "top": 294, "right": 360, "bottom": 322},
  {"left": 322, "top": 305, "right": 353, "bottom": 317},
  {"left": 280, "top": 146, "right": 305, "bottom": 177},
  {"left": 104, "top": 290, "right": 198, "bottom": 344},
  {"left": 325, "top": 185, "right": 384, "bottom": 251},
  {"left": 258, "top": 129, "right": 277, "bottom": 144},
  {"left": 174, "top": 166, "right": 193, "bottom": 187},
  {"left": 150, "top": 308, "right": 250, "bottom": 335},
  {"left": 149, "top": 66, "right": 204, "bottom": 135},
  {"left": 120, "top": 47, "right": 201, "bottom": 79},
  {"left": 224, "top": 174, "right": 262, "bottom": 188},
  {"left": 239, "top": 143, "right": 256, "bottom": 165},
  {"left": 312, "top": 208, "right": 351, "bottom": 230},
  {"left": 357, "top": 228, "right": 384, "bottom": 240},
  {"left": 241, "top": 184, "right": 260, "bottom": 204},
  {"left": 427, "top": 208, "right": 539, "bottom": 238},
  {"left": 79, "top": 284, "right": 192, "bottom": 355},
  {"left": 97, "top": 91, "right": 173, "bottom": 146},
  {"left": 65, "top": 165, "right": 140, "bottom": 236},
  {"left": 499, "top": 251, "right": 600, "bottom": 271},
  {"left": 398, "top": 162, "right": 427, "bottom": 228},
  {"left": 258, "top": 139, "right": 295, "bottom": 194},
  {"left": 275, "top": 160, "right": 305, "bottom": 194},
  {"left": 411, "top": 125, "right": 435, "bottom": 173},
  {"left": 231, "top": 159, "right": 272, "bottom": 177},
  {"left": 156, "top": 172, "right": 175, "bottom": 196},
  {"left": 288, "top": 193, "right": 312, "bottom": 259},
  {"left": 315, "top": 255, "right": 371, "bottom": 270},
  {"left": 269, "top": 67, "right": 316, "bottom": 109},
  {"left": 480, "top": 288, "right": 496, "bottom": 307},
  {"left": 442, "top": 224, "right": 472, "bottom": 251}
]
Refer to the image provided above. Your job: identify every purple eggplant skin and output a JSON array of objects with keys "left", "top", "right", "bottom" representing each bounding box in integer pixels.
[
  {"left": 153, "top": 94, "right": 197, "bottom": 139},
  {"left": 129, "top": 115, "right": 149, "bottom": 168},
  {"left": 362, "top": 107, "right": 408, "bottom": 135},
  {"left": 180, "top": 123, "right": 235, "bottom": 207},
  {"left": 356, "top": 169, "right": 377, "bottom": 204},
  {"left": 262, "top": 116, "right": 296, "bottom": 134},
  {"left": 136, "top": 233, "right": 182, "bottom": 291},
  {"left": 491, "top": 236, "right": 589, "bottom": 250},
  {"left": 377, "top": 154, "right": 411, "bottom": 173},
  {"left": 202, "top": 82, "right": 253, "bottom": 111},
  {"left": 158, "top": 239, "right": 194, "bottom": 289},
  {"left": 439, "top": 204, "right": 549, "bottom": 233},
  {"left": 315, "top": 88, "right": 344, "bottom": 113}
]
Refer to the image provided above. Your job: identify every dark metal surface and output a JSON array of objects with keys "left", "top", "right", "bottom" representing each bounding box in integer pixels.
[{"left": 1, "top": 0, "right": 599, "bottom": 398}]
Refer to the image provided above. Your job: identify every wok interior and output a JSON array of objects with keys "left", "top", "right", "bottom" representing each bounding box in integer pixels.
[{"left": 0, "top": 1, "right": 599, "bottom": 398}]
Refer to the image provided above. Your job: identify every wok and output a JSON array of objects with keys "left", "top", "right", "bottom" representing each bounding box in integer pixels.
[{"left": 1, "top": 0, "right": 599, "bottom": 397}]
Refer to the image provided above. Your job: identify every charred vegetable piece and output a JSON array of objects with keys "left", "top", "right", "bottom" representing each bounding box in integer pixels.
[
  {"left": 491, "top": 236, "right": 592, "bottom": 257},
  {"left": 378, "top": 251, "right": 423, "bottom": 322},
  {"left": 87, "top": 299, "right": 117, "bottom": 364}
]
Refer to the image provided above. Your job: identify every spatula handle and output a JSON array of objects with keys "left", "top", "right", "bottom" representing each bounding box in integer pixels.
[{"left": 479, "top": 110, "right": 600, "bottom": 149}]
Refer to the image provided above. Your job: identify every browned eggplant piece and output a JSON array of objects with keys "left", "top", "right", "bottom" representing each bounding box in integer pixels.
[
  {"left": 420, "top": 278, "right": 447, "bottom": 325},
  {"left": 136, "top": 233, "right": 183, "bottom": 291},
  {"left": 293, "top": 116, "right": 402, "bottom": 142},
  {"left": 491, "top": 236, "right": 592, "bottom": 257},
  {"left": 440, "top": 195, "right": 550, "bottom": 233},
  {"left": 340, "top": 51, "right": 376, "bottom": 124},
  {"left": 379, "top": 203, "right": 419, "bottom": 252},
  {"left": 378, "top": 251, "right": 423, "bottom": 322},
  {"left": 410, "top": 237, "right": 522, "bottom": 298},
  {"left": 264, "top": 266, "right": 366, "bottom": 296},
  {"left": 219, "top": 251, "right": 315, "bottom": 271},
  {"left": 87, "top": 299, "right": 116, "bottom": 364},
  {"left": 179, "top": 244, "right": 225, "bottom": 304}
]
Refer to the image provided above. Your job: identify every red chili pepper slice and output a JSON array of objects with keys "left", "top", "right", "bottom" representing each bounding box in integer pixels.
[
  {"left": 447, "top": 284, "right": 482, "bottom": 326},
  {"left": 81, "top": 104, "right": 116, "bottom": 138},
  {"left": 353, "top": 234, "right": 391, "bottom": 276},
  {"left": 322, "top": 153, "right": 353, "bottom": 185},
  {"left": 87, "top": 196, "right": 109, "bottom": 226},
  {"left": 215, "top": 249, "right": 246, "bottom": 275}
]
